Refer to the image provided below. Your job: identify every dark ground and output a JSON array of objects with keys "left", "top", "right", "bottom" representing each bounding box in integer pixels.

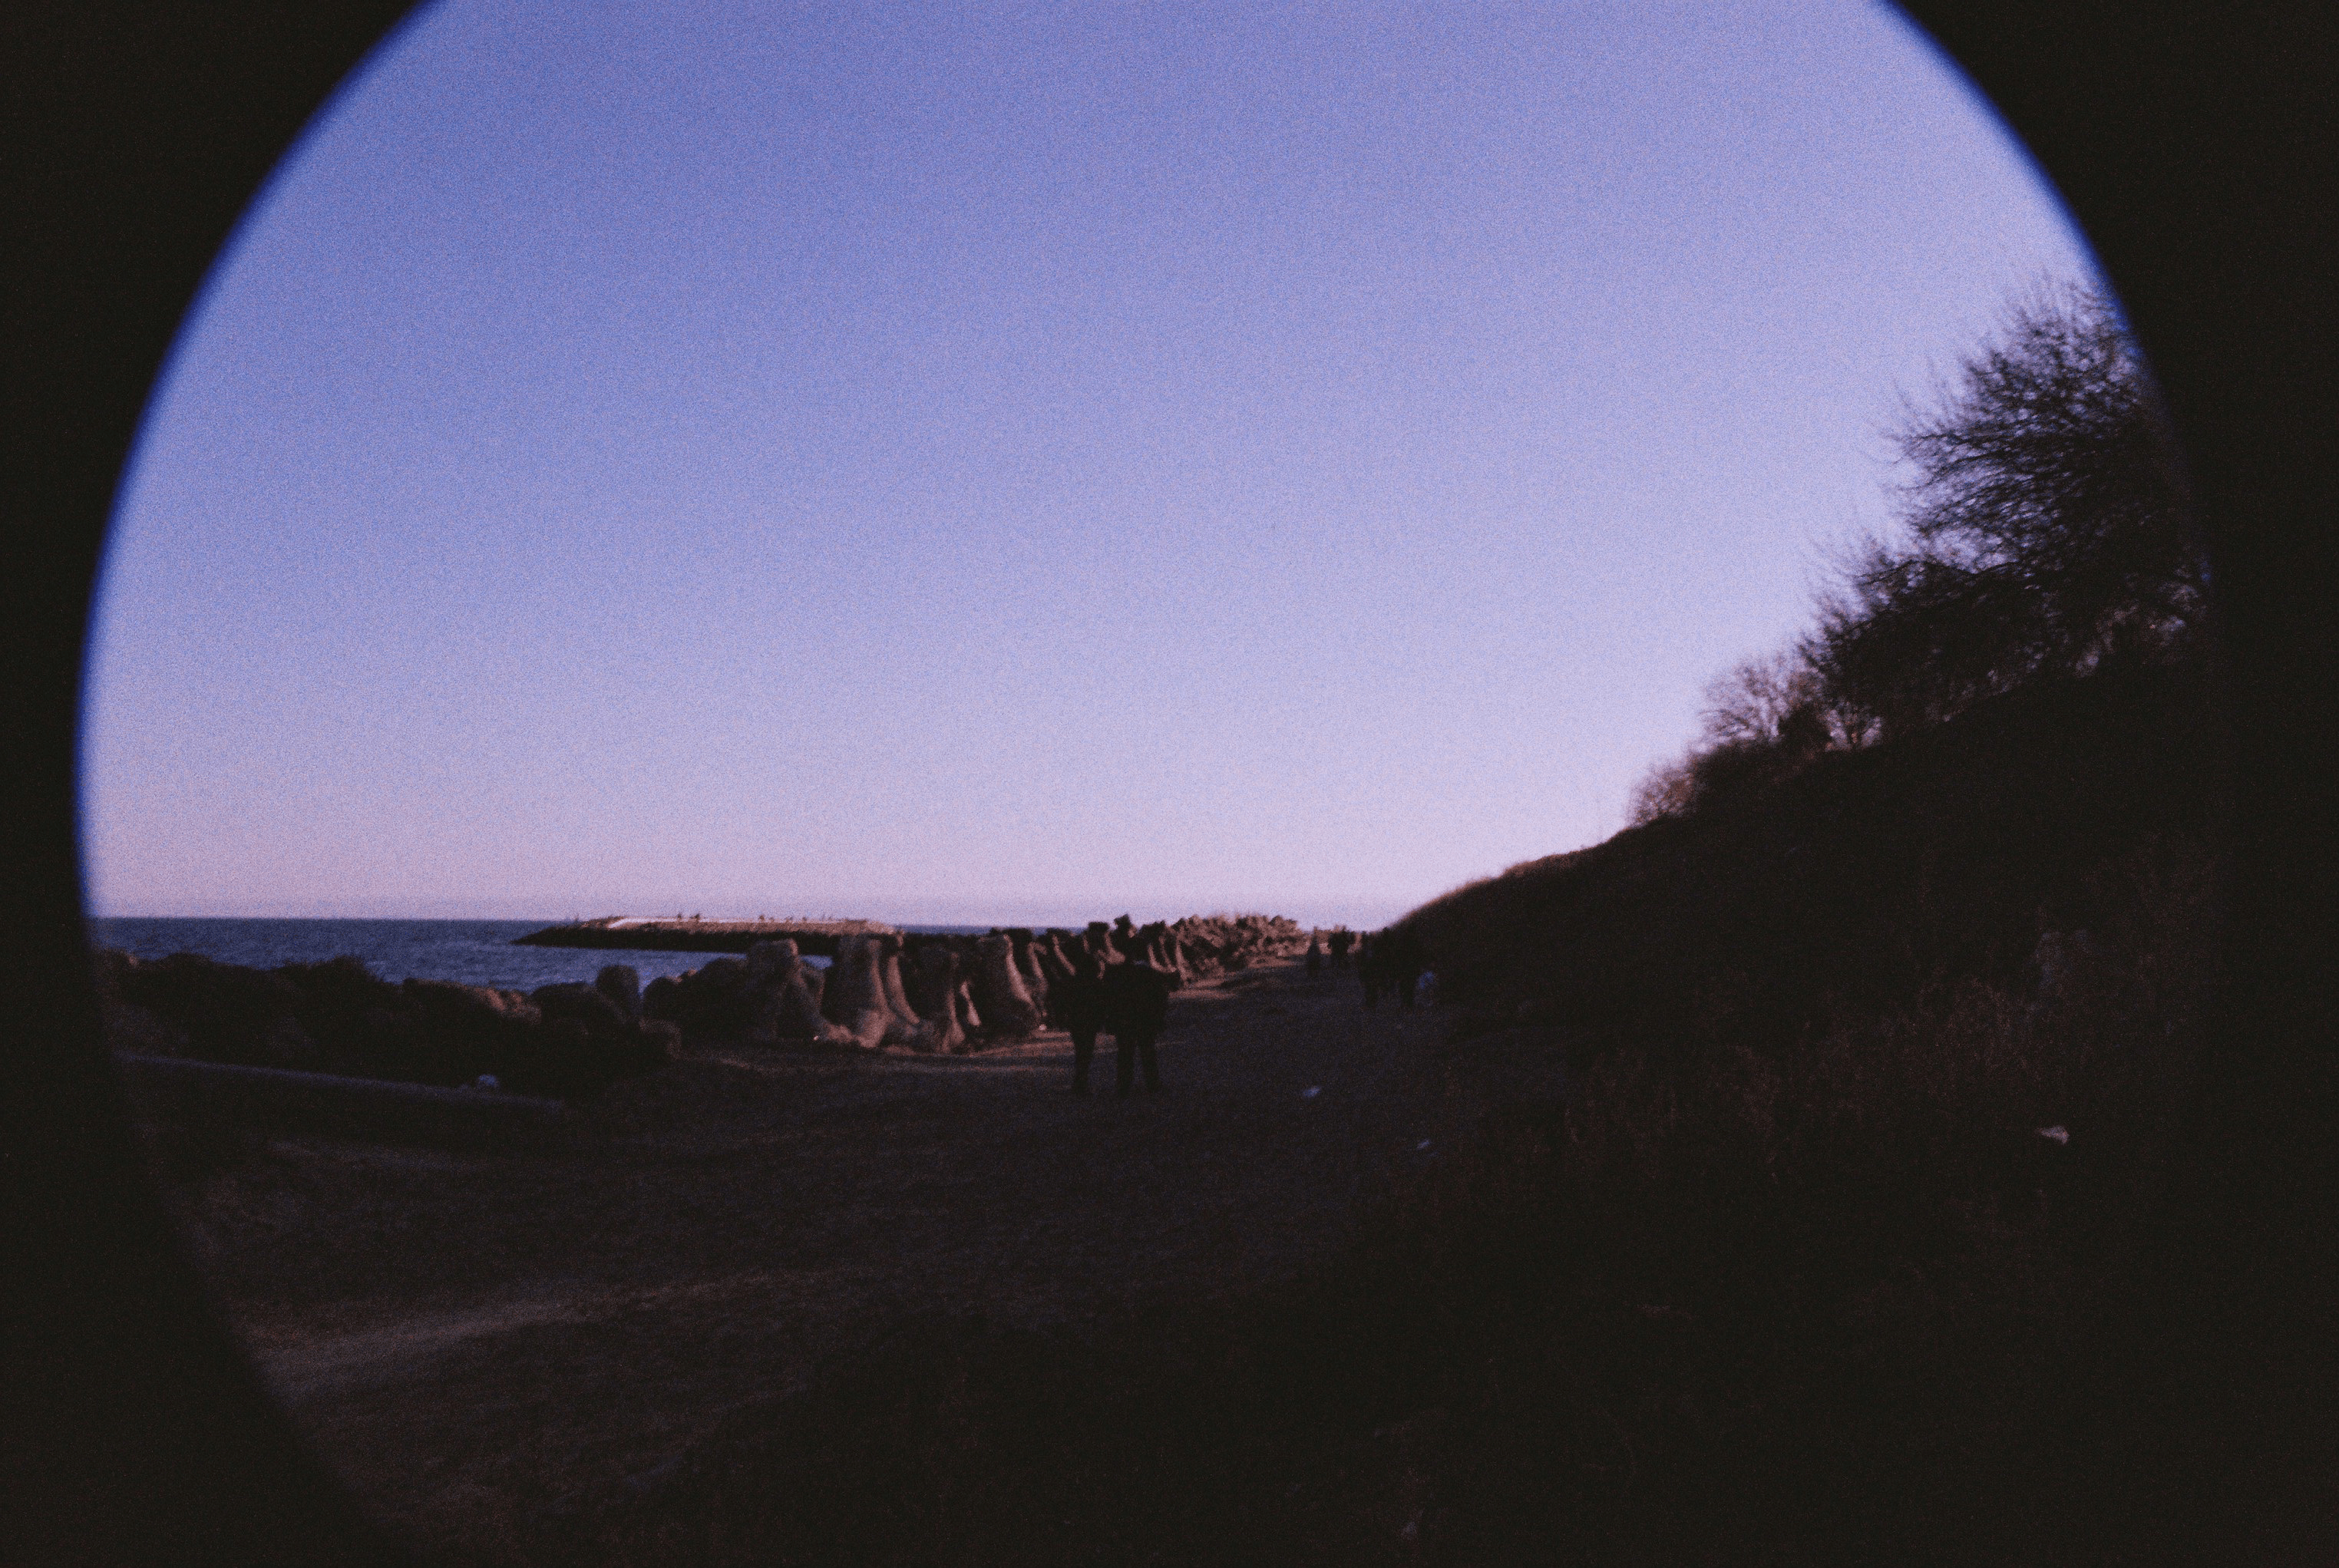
[{"left": 157, "top": 957, "right": 1495, "bottom": 1556}]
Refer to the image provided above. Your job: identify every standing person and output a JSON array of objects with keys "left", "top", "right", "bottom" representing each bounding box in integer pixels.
[
  {"left": 1389, "top": 929, "right": 1423, "bottom": 1010},
  {"left": 1305, "top": 933, "right": 1323, "bottom": 976},
  {"left": 1359, "top": 933, "right": 1382, "bottom": 1008},
  {"left": 1328, "top": 928, "right": 1353, "bottom": 968}
]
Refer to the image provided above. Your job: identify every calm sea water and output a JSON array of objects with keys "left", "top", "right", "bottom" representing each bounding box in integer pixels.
[{"left": 88, "top": 918, "right": 990, "bottom": 992}]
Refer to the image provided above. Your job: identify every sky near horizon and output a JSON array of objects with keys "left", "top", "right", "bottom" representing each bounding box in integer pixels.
[{"left": 81, "top": 0, "right": 2101, "bottom": 929}]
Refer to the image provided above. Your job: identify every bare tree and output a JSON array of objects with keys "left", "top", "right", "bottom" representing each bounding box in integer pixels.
[
  {"left": 1809, "top": 286, "right": 2205, "bottom": 738},
  {"left": 1625, "top": 284, "right": 2201, "bottom": 827}
]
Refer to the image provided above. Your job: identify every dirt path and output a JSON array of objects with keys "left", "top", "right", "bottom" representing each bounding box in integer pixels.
[{"left": 173, "top": 959, "right": 1482, "bottom": 1545}]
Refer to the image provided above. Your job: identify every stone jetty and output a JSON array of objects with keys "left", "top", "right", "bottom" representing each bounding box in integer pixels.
[{"left": 512, "top": 916, "right": 900, "bottom": 959}]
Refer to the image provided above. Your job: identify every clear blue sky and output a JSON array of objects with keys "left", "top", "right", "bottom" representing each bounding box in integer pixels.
[{"left": 81, "top": 0, "right": 2101, "bottom": 927}]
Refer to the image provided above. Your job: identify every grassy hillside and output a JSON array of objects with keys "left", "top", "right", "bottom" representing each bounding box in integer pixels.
[{"left": 1402, "top": 661, "right": 2228, "bottom": 1059}]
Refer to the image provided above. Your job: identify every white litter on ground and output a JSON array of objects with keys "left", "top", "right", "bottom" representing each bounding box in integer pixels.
[
  {"left": 2037, "top": 1125, "right": 2069, "bottom": 1144},
  {"left": 1302, "top": 1086, "right": 1321, "bottom": 1099},
  {"left": 1416, "top": 1139, "right": 1433, "bottom": 1151}
]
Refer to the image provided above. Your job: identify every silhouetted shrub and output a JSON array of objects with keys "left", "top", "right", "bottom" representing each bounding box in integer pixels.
[
  {"left": 1627, "top": 751, "right": 1698, "bottom": 825},
  {"left": 511, "top": 981, "right": 669, "bottom": 1098},
  {"left": 96, "top": 946, "right": 677, "bottom": 1106},
  {"left": 90, "top": 949, "right": 188, "bottom": 1056},
  {"left": 390, "top": 979, "right": 539, "bottom": 1087},
  {"left": 1630, "top": 710, "right": 1830, "bottom": 825},
  {"left": 1632, "top": 648, "right": 1845, "bottom": 825},
  {"left": 1683, "top": 731, "right": 1810, "bottom": 810},
  {"left": 276, "top": 955, "right": 404, "bottom": 1073},
  {"left": 117, "top": 952, "right": 308, "bottom": 1069},
  {"left": 643, "top": 957, "right": 755, "bottom": 1041},
  {"left": 530, "top": 980, "right": 632, "bottom": 1038}
]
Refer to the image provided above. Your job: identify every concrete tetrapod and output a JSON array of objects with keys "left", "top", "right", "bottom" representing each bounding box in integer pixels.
[
  {"left": 745, "top": 939, "right": 855, "bottom": 1048},
  {"left": 909, "top": 944, "right": 966, "bottom": 1055},
  {"left": 875, "top": 933, "right": 927, "bottom": 1038},
  {"left": 1012, "top": 933, "right": 1050, "bottom": 1022},
  {"left": 952, "top": 970, "right": 983, "bottom": 1051},
  {"left": 971, "top": 933, "right": 1044, "bottom": 1038},
  {"left": 821, "top": 934, "right": 897, "bottom": 1051}
]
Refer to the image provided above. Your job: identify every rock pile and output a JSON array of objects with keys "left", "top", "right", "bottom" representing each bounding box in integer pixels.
[{"left": 1165, "top": 913, "right": 1310, "bottom": 972}]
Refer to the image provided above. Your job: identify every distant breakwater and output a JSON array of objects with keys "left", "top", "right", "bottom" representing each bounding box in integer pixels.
[{"left": 513, "top": 917, "right": 900, "bottom": 959}]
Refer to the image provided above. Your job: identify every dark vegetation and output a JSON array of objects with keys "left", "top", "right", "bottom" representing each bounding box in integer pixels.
[
  {"left": 1628, "top": 286, "right": 2204, "bottom": 826},
  {"left": 398, "top": 289, "right": 2292, "bottom": 1564},
  {"left": 94, "top": 949, "right": 674, "bottom": 1105},
  {"left": 1425, "top": 287, "right": 2219, "bottom": 1054},
  {"left": 1410, "top": 659, "right": 2225, "bottom": 1053}
]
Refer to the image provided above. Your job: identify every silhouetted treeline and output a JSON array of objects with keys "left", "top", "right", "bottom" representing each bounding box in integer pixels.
[{"left": 1634, "top": 286, "right": 2206, "bottom": 825}]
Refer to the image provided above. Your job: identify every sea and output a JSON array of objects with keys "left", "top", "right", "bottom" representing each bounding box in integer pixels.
[{"left": 87, "top": 918, "right": 993, "bottom": 992}]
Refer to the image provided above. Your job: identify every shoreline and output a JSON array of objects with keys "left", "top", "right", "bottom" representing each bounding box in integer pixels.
[{"left": 511, "top": 917, "right": 901, "bottom": 959}]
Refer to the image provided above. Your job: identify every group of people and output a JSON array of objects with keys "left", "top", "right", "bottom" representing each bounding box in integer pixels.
[
  {"left": 1302, "top": 927, "right": 1353, "bottom": 975},
  {"left": 1075, "top": 919, "right": 1440, "bottom": 1099},
  {"left": 1303, "top": 926, "right": 1434, "bottom": 1008}
]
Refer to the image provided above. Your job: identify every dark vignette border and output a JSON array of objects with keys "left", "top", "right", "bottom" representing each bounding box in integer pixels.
[{"left": 2, "top": 4, "right": 2328, "bottom": 1562}]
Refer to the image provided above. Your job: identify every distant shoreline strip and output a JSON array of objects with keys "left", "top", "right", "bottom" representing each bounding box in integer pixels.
[{"left": 511, "top": 917, "right": 901, "bottom": 959}]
